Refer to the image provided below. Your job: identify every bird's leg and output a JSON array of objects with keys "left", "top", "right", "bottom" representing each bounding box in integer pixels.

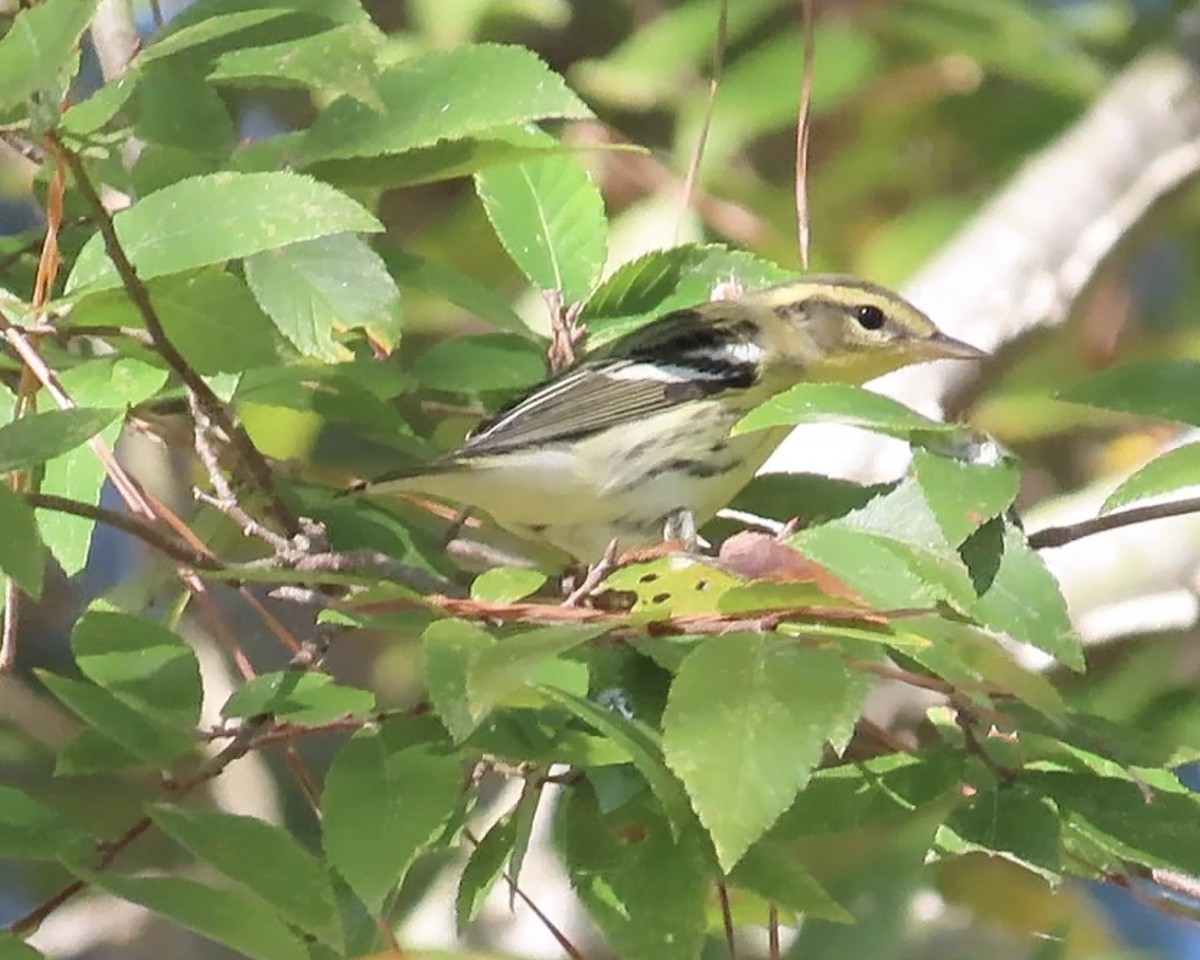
[
  {"left": 662, "top": 508, "right": 699, "bottom": 552},
  {"left": 562, "top": 538, "right": 620, "bottom": 607}
]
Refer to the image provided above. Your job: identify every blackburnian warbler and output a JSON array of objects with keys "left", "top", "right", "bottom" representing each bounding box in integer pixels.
[{"left": 360, "top": 276, "right": 984, "bottom": 561}]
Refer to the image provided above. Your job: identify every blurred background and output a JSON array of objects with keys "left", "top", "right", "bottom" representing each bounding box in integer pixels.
[{"left": 4, "top": 0, "right": 1200, "bottom": 957}]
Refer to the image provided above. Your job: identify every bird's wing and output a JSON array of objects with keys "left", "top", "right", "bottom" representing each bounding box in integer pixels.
[
  {"left": 365, "top": 309, "right": 762, "bottom": 487},
  {"left": 448, "top": 308, "right": 762, "bottom": 461}
]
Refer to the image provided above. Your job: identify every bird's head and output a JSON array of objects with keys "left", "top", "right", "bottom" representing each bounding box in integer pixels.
[{"left": 745, "top": 275, "right": 986, "bottom": 384}]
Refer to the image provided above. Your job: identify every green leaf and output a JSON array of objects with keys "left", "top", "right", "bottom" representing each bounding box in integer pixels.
[
  {"left": 537, "top": 685, "right": 695, "bottom": 837},
  {"left": 0, "top": 937, "right": 48, "bottom": 960},
  {"left": 736, "top": 382, "right": 956, "bottom": 439},
  {"left": 244, "top": 234, "right": 400, "bottom": 361},
  {"left": 70, "top": 269, "right": 285, "bottom": 375},
  {"left": 209, "top": 25, "right": 381, "bottom": 109},
  {"left": 0, "top": 784, "right": 92, "bottom": 862},
  {"left": 221, "top": 671, "right": 375, "bottom": 724},
  {"left": 322, "top": 726, "right": 462, "bottom": 914},
  {"left": 898, "top": 616, "right": 1066, "bottom": 720},
  {"left": 423, "top": 618, "right": 495, "bottom": 741},
  {"left": 0, "top": 0, "right": 99, "bottom": 112},
  {"left": 1103, "top": 442, "right": 1200, "bottom": 513},
  {"left": 770, "top": 749, "right": 964, "bottom": 838},
  {"left": 661, "top": 635, "right": 870, "bottom": 871},
  {"left": 67, "top": 172, "right": 382, "bottom": 293},
  {"left": 407, "top": 334, "right": 545, "bottom": 394},
  {"left": 78, "top": 871, "right": 310, "bottom": 960},
  {"left": 55, "top": 728, "right": 142, "bottom": 776},
  {"left": 308, "top": 126, "right": 601, "bottom": 190},
  {"left": 912, "top": 448, "right": 1021, "bottom": 547},
  {"left": 0, "top": 408, "right": 118, "bottom": 473},
  {"left": 475, "top": 154, "right": 607, "bottom": 302},
  {"left": 505, "top": 779, "right": 542, "bottom": 906},
  {"left": 938, "top": 784, "right": 1062, "bottom": 883},
  {"left": 470, "top": 567, "right": 548, "bottom": 603},
  {"left": 0, "top": 485, "right": 44, "bottom": 598},
  {"left": 135, "top": 62, "right": 234, "bottom": 154},
  {"left": 793, "top": 479, "right": 977, "bottom": 609},
  {"left": 1056, "top": 361, "right": 1200, "bottom": 426},
  {"left": 61, "top": 67, "right": 141, "bottom": 135},
  {"left": 573, "top": 0, "right": 778, "bottom": 108},
  {"left": 961, "top": 520, "right": 1083, "bottom": 671},
  {"left": 467, "top": 625, "right": 603, "bottom": 720},
  {"left": 384, "top": 249, "right": 526, "bottom": 335},
  {"left": 139, "top": 9, "right": 298, "bottom": 63},
  {"left": 729, "top": 842, "right": 852, "bottom": 923},
  {"left": 1032, "top": 771, "right": 1200, "bottom": 875},
  {"left": 581, "top": 244, "right": 790, "bottom": 348},
  {"left": 149, "top": 805, "right": 343, "bottom": 949},
  {"left": 72, "top": 606, "right": 203, "bottom": 727},
  {"left": 299, "top": 43, "right": 591, "bottom": 164},
  {"left": 38, "top": 359, "right": 167, "bottom": 574},
  {"left": 560, "top": 787, "right": 709, "bottom": 960},
  {"left": 456, "top": 815, "right": 517, "bottom": 929},
  {"left": 37, "top": 671, "right": 194, "bottom": 767}
]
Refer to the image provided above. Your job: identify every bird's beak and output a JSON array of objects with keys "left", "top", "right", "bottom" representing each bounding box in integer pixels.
[{"left": 922, "top": 330, "right": 988, "bottom": 360}]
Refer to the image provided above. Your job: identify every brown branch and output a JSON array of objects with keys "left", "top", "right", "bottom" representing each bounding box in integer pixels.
[
  {"left": 422, "top": 594, "right": 915, "bottom": 632},
  {"left": 717, "top": 881, "right": 737, "bottom": 960},
  {"left": 1027, "top": 496, "right": 1200, "bottom": 549},
  {"left": 24, "top": 492, "right": 222, "bottom": 570},
  {"left": 48, "top": 136, "right": 301, "bottom": 540}
]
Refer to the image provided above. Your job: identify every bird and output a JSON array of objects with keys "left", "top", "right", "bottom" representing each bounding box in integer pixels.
[{"left": 357, "top": 276, "right": 985, "bottom": 563}]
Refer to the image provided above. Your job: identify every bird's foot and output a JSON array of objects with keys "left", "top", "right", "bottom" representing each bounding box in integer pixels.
[{"left": 561, "top": 538, "right": 621, "bottom": 607}]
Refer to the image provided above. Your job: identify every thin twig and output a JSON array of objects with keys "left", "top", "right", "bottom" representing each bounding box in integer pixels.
[
  {"left": 188, "top": 393, "right": 291, "bottom": 553},
  {"left": 561, "top": 538, "right": 619, "bottom": 607},
  {"left": 676, "top": 0, "right": 728, "bottom": 243},
  {"left": 953, "top": 700, "right": 1017, "bottom": 783},
  {"left": 24, "top": 492, "right": 222, "bottom": 570},
  {"left": 464, "top": 828, "right": 588, "bottom": 959},
  {"left": 768, "top": 903, "right": 781, "bottom": 960},
  {"left": 1027, "top": 496, "right": 1200, "bottom": 549},
  {"left": 717, "top": 881, "right": 738, "bottom": 960},
  {"left": 49, "top": 136, "right": 301, "bottom": 539},
  {"left": 794, "top": 0, "right": 816, "bottom": 268},
  {"left": 1, "top": 579, "right": 18, "bottom": 674}
]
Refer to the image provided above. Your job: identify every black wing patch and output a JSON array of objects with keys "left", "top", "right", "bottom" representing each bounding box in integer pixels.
[{"left": 435, "top": 309, "right": 761, "bottom": 464}]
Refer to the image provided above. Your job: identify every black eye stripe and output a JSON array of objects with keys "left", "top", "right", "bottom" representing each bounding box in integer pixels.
[{"left": 856, "top": 304, "right": 885, "bottom": 330}]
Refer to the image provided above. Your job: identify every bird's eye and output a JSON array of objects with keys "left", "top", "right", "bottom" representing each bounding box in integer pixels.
[{"left": 855, "top": 304, "right": 885, "bottom": 331}]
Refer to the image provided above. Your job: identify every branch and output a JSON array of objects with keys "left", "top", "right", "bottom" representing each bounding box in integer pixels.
[
  {"left": 1027, "top": 495, "right": 1200, "bottom": 549},
  {"left": 24, "top": 493, "right": 222, "bottom": 570},
  {"left": 48, "top": 137, "right": 302, "bottom": 540}
]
